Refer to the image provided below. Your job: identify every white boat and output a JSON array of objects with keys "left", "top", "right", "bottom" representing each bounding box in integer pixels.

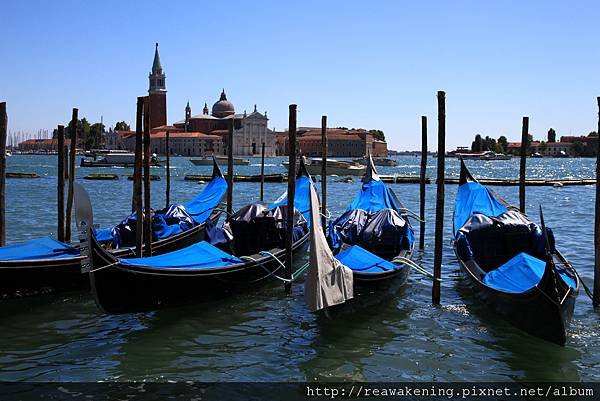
[
  {"left": 531, "top": 152, "right": 544, "bottom": 158},
  {"left": 282, "top": 158, "right": 366, "bottom": 176},
  {"left": 352, "top": 156, "right": 397, "bottom": 166},
  {"left": 80, "top": 152, "right": 160, "bottom": 167},
  {"left": 479, "top": 151, "right": 512, "bottom": 160},
  {"left": 190, "top": 156, "right": 250, "bottom": 166}
]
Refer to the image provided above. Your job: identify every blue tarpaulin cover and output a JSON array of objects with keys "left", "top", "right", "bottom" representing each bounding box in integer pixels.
[
  {"left": 269, "top": 175, "right": 312, "bottom": 226},
  {"left": 335, "top": 245, "right": 400, "bottom": 274},
  {"left": 483, "top": 252, "right": 576, "bottom": 293},
  {"left": 347, "top": 179, "right": 400, "bottom": 213},
  {"left": 117, "top": 240, "right": 242, "bottom": 269},
  {"left": 453, "top": 181, "right": 508, "bottom": 234},
  {"left": 96, "top": 175, "right": 227, "bottom": 248},
  {"left": 0, "top": 237, "right": 79, "bottom": 261}
]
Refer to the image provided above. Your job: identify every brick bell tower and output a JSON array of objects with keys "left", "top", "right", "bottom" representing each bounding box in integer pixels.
[{"left": 148, "top": 42, "right": 167, "bottom": 128}]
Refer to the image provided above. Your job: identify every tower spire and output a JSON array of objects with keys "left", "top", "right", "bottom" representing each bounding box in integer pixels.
[{"left": 152, "top": 42, "right": 162, "bottom": 73}]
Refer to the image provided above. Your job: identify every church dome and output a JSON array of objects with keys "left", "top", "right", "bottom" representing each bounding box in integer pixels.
[{"left": 212, "top": 89, "right": 235, "bottom": 118}]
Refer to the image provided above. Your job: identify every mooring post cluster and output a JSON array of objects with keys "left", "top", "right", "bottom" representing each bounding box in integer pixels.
[
  {"left": 57, "top": 125, "right": 65, "bottom": 243},
  {"left": 285, "top": 104, "right": 297, "bottom": 294},
  {"left": 321, "top": 115, "right": 327, "bottom": 230},
  {"left": 432, "top": 91, "right": 445, "bottom": 305},
  {"left": 419, "top": 116, "right": 427, "bottom": 250},
  {"left": 519, "top": 116, "right": 529, "bottom": 213},
  {"left": 593, "top": 97, "right": 600, "bottom": 307},
  {"left": 0, "top": 102, "right": 6, "bottom": 246}
]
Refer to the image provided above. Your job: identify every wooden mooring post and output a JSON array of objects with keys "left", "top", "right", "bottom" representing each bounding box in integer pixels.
[
  {"left": 285, "top": 104, "right": 298, "bottom": 294},
  {"left": 227, "top": 119, "right": 234, "bottom": 214},
  {"left": 594, "top": 97, "right": 600, "bottom": 306},
  {"left": 260, "top": 142, "right": 265, "bottom": 202},
  {"left": 57, "top": 125, "right": 65, "bottom": 242},
  {"left": 65, "top": 108, "right": 78, "bottom": 243},
  {"left": 432, "top": 92, "right": 445, "bottom": 305},
  {"left": 134, "top": 97, "right": 144, "bottom": 257},
  {"left": 519, "top": 116, "right": 529, "bottom": 213},
  {"left": 0, "top": 102, "right": 6, "bottom": 246},
  {"left": 419, "top": 116, "right": 427, "bottom": 250},
  {"left": 321, "top": 115, "right": 327, "bottom": 230},
  {"left": 165, "top": 130, "right": 171, "bottom": 208},
  {"left": 143, "top": 97, "right": 152, "bottom": 256}
]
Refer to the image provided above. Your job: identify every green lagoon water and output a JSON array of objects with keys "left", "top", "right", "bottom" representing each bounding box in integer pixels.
[{"left": 0, "top": 155, "right": 598, "bottom": 382}]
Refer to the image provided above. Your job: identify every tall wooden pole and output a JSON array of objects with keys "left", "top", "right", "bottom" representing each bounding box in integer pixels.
[
  {"left": 134, "top": 97, "right": 144, "bottom": 257},
  {"left": 593, "top": 97, "right": 600, "bottom": 306},
  {"left": 165, "top": 130, "right": 171, "bottom": 208},
  {"left": 57, "top": 125, "right": 65, "bottom": 242},
  {"left": 63, "top": 145, "right": 69, "bottom": 180},
  {"left": 321, "top": 115, "right": 327, "bottom": 230},
  {"left": 519, "top": 116, "right": 529, "bottom": 213},
  {"left": 227, "top": 119, "right": 234, "bottom": 214},
  {"left": 65, "top": 108, "right": 78, "bottom": 243},
  {"left": 143, "top": 97, "right": 152, "bottom": 256},
  {"left": 432, "top": 91, "right": 445, "bottom": 305},
  {"left": 285, "top": 104, "right": 297, "bottom": 294},
  {"left": 0, "top": 102, "right": 6, "bottom": 246},
  {"left": 260, "top": 142, "right": 265, "bottom": 202},
  {"left": 419, "top": 116, "right": 427, "bottom": 250}
]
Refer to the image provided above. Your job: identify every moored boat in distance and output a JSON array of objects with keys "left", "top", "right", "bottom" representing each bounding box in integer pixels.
[
  {"left": 478, "top": 151, "right": 512, "bottom": 160},
  {"left": 452, "top": 159, "right": 579, "bottom": 345},
  {"left": 80, "top": 150, "right": 160, "bottom": 167},
  {"left": 283, "top": 157, "right": 366, "bottom": 176},
  {"left": 190, "top": 155, "right": 250, "bottom": 165},
  {"left": 352, "top": 156, "right": 398, "bottom": 166},
  {"left": 531, "top": 152, "right": 544, "bottom": 158}
]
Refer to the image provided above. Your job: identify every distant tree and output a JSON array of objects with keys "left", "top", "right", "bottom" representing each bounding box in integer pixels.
[
  {"left": 66, "top": 117, "right": 91, "bottom": 145},
  {"left": 497, "top": 136, "right": 508, "bottom": 153},
  {"left": 527, "top": 134, "right": 533, "bottom": 142},
  {"left": 114, "top": 121, "right": 131, "bottom": 131},
  {"left": 87, "top": 122, "right": 105, "bottom": 150},
  {"left": 547, "top": 128, "right": 556, "bottom": 143},
  {"left": 335, "top": 126, "right": 348, "bottom": 130},
  {"left": 588, "top": 131, "right": 598, "bottom": 137},
  {"left": 471, "top": 134, "right": 483, "bottom": 152},
  {"left": 539, "top": 141, "right": 547, "bottom": 153},
  {"left": 573, "top": 141, "right": 586, "bottom": 156},
  {"left": 368, "top": 129, "right": 386, "bottom": 141}
]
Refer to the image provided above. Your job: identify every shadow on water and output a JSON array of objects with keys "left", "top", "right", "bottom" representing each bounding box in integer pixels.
[
  {"left": 299, "top": 290, "right": 412, "bottom": 382},
  {"left": 454, "top": 275, "right": 582, "bottom": 382}
]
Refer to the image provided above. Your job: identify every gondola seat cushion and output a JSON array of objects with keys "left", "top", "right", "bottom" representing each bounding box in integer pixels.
[
  {"left": 335, "top": 245, "right": 400, "bottom": 274},
  {"left": 482, "top": 252, "right": 576, "bottom": 293},
  {"left": 0, "top": 237, "right": 79, "bottom": 261}
]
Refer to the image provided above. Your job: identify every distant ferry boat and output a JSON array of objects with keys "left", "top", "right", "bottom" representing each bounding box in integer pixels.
[
  {"left": 190, "top": 156, "right": 250, "bottom": 166},
  {"left": 352, "top": 156, "right": 397, "bottom": 166},
  {"left": 80, "top": 151, "right": 159, "bottom": 167},
  {"left": 283, "top": 158, "right": 366, "bottom": 176},
  {"left": 448, "top": 150, "right": 511, "bottom": 160}
]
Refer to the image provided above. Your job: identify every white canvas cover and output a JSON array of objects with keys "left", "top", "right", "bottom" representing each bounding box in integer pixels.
[{"left": 304, "top": 184, "right": 354, "bottom": 312}]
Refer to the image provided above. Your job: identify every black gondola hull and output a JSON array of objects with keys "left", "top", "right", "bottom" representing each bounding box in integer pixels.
[
  {"left": 89, "top": 233, "right": 310, "bottom": 314},
  {"left": 454, "top": 246, "right": 578, "bottom": 346},
  {"left": 0, "top": 210, "right": 221, "bottom": 299}
]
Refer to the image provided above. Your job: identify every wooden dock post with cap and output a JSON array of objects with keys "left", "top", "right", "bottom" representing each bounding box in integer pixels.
[
  {"left": 419, "top": 115, "right": 427, "bottom": 250},
  {"left": 227, "top": 119, "right": 234, "bottom": 214},
  {"left": 165, "top": 130, "right": 171, "bottom": 208},
  {"left": 143, "top": 97, "right": 152, "bottom": 256},
  {"left": 519, "top": 116, "right": 529, "bottom": 213},
  {"left": 65, "top": 108, "right": 78, "bottom": 243},
  {"left": 321, "top": 115, "right": 327, "bottom": 230},
  {"left": 0, "top": 102, "right": 6, "bottom": 246},
  {"left": 260, "top": 142, "right": 265, "bottom": 202},
  {"left": 134, "top": 97, "right": 144, "bottom": 257},
  {"left": 57, "top": 125, "right": 65, "bottom": 242},
  {"left": 594, "top": 97, "right": 600, "bottom": 306},
  {"left": 432, "top": 92, "right": 445, "bottom": 305},
  {"left": 285, "top": 104, "right": 297, "bottom": 294}
]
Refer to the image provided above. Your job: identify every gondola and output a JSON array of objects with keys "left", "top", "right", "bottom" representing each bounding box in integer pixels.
[
  {"left": 75, "top": 162, "right": 313, "bottom": 314},
  {"left": 305, "top": 155, "right": 415, "bottom": 314},
  {"left": 0, "top": 160, "right": 227, "bottom": 297},
  {"left": 453, "top": 159, "right": 579, "bottom": 345}
]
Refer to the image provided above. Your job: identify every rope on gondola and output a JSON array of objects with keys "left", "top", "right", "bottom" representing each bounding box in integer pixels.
[
  {"left": 399, "top": 208, "right": 425, "bottom": 222},
  {"left": 239, "top": 252, "right": 310, "bottom": 284},
  {"left": 391, "top": 255, "right": 440, "bottom": 281}
]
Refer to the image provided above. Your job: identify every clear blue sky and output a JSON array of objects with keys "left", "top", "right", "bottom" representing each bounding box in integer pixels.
[{"left": 1, "top": 0, "right": 599, "bottom": 150}]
